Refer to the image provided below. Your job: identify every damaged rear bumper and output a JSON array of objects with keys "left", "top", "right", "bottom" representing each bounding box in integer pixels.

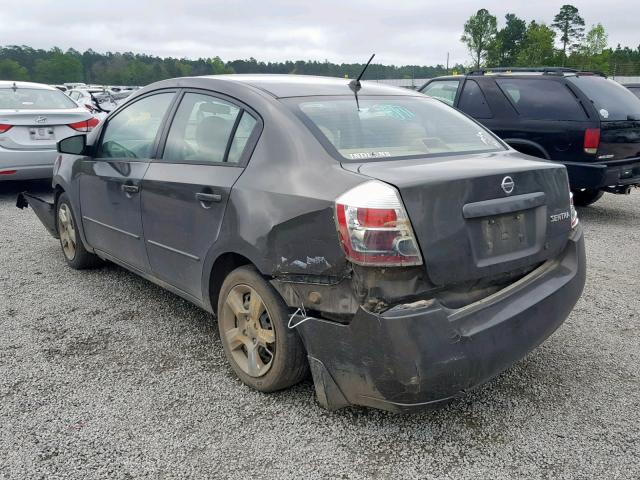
[
  {"left": 297, "top": 227, "right": 586, "bottom": 412},
  {"left": 16, "top": 192, "right": 58, "bottom": 238}
]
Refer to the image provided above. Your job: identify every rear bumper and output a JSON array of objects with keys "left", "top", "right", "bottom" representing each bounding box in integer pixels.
[
  {"left": 564, "top": 158, "right": 640, "bottom": 189},
  {"left": 16, "top": 192, "right": 58, "bottom": 238},
  {"left": 0, "top": 148, "right": 57, "bottom": 180},
  {"left": 298, "top": 227, "right": 586, "bottom": 412}
]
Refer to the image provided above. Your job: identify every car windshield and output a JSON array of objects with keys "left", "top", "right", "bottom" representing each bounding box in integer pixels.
[
  {"left": 627, "top": 86, "right": 640, "bottom": 99},
  {"left": 290, "top": 96, "right": 504, "bottom": 161},
  {"left": 0, "top": 87, "right": 78, "bottom": 110},
  {"left": 567, "top": 76, "right": 640, "bottom": 121}
]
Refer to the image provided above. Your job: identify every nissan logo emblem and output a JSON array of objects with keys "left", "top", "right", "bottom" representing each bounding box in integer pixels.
[{"left": 501, "top": 176, "right": 515, "bottom": 194}]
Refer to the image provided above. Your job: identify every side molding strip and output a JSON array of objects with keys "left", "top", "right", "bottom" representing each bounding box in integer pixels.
[
  {"left": 83, "top": 216, "right": 141, "bottom": 239},
  {"left": 147, "top": 239, "right": 201, "bottom": 261}
]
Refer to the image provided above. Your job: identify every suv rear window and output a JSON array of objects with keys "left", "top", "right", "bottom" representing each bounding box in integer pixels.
[
  {"left": 567, "top": 76, "right": 640, "bottom": 121},
  {"left": 496, "top": 78, "right": 586, "bottom": 121},
  {"left": 0, "top": 88, "right": 78, "bottom": 110},
  {"left": 290, "top": 96, "right": 504, "bottom": 161}
]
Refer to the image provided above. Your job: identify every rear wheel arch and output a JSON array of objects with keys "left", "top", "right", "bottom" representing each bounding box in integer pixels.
[
  {"left": 208, "top": 252, "right": 254, "bottom": 316},
  {"left": 505, "top": 139, "right": 550, "bottom": 160}
]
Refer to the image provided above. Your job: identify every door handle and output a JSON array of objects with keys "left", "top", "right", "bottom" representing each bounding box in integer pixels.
[
  {"left": 121, "top": 184, "right": 139, "bottom": 194},
  {"left": 195, "top": 192, "right": 222, "bottom": 205}
]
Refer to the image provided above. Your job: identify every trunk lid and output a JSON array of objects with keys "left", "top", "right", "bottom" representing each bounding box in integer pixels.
[
  {"left": 0, "top": 109, "right": 92, "bottom": 150},
  {"left": 598, "top": 119, "right": 640, "bottom": 161},
  {"left": 342, "top": 151, "right": 572, "bottom": 286}
]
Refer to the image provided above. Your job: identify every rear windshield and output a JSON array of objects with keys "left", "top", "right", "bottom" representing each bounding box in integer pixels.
[
  {"left": 0, "top": 88, "right": 78, "bottom": 110},
  {"left": 290, "top": 96, "right": 504, "bottom": 161},
  {"left": 567, "top": 76, "right": 640, "bottom": 121},
  {"left": 629, "top": 86, "right": 640, "bottom": 99}
]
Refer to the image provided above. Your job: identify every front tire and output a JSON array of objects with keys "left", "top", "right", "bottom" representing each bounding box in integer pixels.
[
  {"left": 57, "top": 193, "right": 101, "bottom": 269},
  {"left": 217, "top": 265, "right": 308, "bottom": 392},
  {"left": 572, "top": 189, "right": 604, "bottom": 207}
]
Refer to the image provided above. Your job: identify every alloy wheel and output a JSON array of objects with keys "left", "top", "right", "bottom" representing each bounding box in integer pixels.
[
  {"left": 58, "top": 204, "right": 77, "bottom": 261},
  {"left": 220, "top": 284, "right": 276, "bottom": 377}
]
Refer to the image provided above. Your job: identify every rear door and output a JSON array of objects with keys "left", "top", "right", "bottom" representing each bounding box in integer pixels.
[
  {"left": 141, "top": 90, "right": 261, "bottom": 300},
  {"left": 79, "top": 90, "right": 177, "bottom": 272}
]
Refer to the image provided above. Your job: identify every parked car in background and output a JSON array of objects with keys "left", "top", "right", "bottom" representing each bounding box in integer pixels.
[
  {"left": 420, "top": 68, "right": 640, "bottom": 206},
  {"left": 67, "top": 88, "right": 118, "bottom": 116},
  {"left": 18, "top": 75, "right": 585, "bottom": 412},
  {"left": 625, "top": 83, "right": 640, "bottom": 99},
  {"left": 0, "top": 81, "right": 101, "bottom": 181}
]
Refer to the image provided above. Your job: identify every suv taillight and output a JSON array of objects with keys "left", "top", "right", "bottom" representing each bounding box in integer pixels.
[
  {"left": 584, "top": 128, "right": 600, "bottom": 155},
  {"left": 0, "top": 124, "right": 13, "bottom": 133},
  {"left": 68, "top": 117, "right": 100, "bottom": 132},
  {"left": 335, "top": 181, "right": 423, "bottom": 266}
]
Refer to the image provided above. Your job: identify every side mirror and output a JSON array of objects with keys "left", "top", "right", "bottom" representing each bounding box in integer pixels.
[{"left": 57, "top": 134, "right": 86, "bottom": 155}]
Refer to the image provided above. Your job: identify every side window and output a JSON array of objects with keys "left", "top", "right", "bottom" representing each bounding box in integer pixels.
[
  {"left": 97, "top": 92, "right": 174, "bottom": 159},
  {"left": 162, "top": 93, "right": 240, "bottom": 163},
  {"left": 458, "top": 80, "right": 493, "bottom": 119},
  {"left": 496, "top": 78, "right": 586, "bottom": 121},
  {"left": 227, "top": 112, "right": 258, "bottom": 164},
  {"left": 421, "top": 80, "right": 460, "bottom": 106}
]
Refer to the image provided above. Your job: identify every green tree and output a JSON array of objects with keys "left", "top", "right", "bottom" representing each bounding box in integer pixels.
[
  {"left": 488, "top": 13, "right": 527, "bottom": 66},
  {"left": 33, "top": 52, "right": 83, "bottom": 84},
  {"left": 0, "top": 58, "right": 28, "bottom": 80},
  {"left": 461, "top": 9, "right": 498, "bottom": 69},
  {"left": 585, "top": 23, "right": 608, "bottom": 56},
  {"left": 517, "top": 21, "right": 557, "bottom": 67},
  {"left": 552, "top": 4, "right": 585, "bottom": 57},
  {"left": 207, "top": 56, "right": 233, "bottom": 74}
]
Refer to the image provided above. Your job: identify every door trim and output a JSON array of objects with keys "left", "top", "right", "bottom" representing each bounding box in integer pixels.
[
  {"left": 83, "top": 216, "right": 141, "bottom": 239},
  {"left": 147, "top": 239, "right": 201, "bottom": 261}
]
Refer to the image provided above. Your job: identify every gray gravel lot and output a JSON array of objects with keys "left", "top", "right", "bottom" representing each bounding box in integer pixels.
[{"left": 1, "top": 180, "right": 639, "bottom": 479}]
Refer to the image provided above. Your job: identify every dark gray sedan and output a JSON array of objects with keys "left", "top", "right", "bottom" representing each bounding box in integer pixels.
[{"left": 18, "top": 75, "right": 586, "bottom": 412}]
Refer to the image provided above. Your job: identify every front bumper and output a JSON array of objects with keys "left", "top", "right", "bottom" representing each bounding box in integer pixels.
[{"left": 298, "top": 227, "right": 586, "bottom": 412}]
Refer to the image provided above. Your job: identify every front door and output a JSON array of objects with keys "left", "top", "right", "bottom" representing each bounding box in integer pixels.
[
  {"left": 79, "top": 91, "right": 176, "bottom": 272},
  {"left": 141, "top": 91, "right": 260, "bottom": 299}
]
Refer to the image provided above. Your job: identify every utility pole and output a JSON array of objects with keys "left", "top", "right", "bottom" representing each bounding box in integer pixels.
[{"left": 446, "top": 52, "right": 450, "bottom": 75}]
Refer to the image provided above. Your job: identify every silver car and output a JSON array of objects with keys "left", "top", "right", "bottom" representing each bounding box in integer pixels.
[{"left": 0, "top": 81, "right": 100, "bottom": 181}]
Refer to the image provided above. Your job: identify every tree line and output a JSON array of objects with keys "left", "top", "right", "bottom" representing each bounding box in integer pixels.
[
  {"left": 0, "top": 46, "right": 464, "bottom": 85},
  {"left": 461, "top": 4, "right": 640, "bottom": 75}
]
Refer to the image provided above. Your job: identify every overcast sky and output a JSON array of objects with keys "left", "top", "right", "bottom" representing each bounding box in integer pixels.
[{"left": 2, "top": 1, "right": 637, "bottom": 66}]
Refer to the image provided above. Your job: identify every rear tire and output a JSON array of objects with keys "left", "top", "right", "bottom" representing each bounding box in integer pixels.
[
  {"left": 57, "top": 193, "right": 101, "bottom": 269},
  {"left": 572, "top": 189, "right": 604, "bottom": 207},
  {"left": 217, "top": 265, "right": 308, "bottom": 392}
]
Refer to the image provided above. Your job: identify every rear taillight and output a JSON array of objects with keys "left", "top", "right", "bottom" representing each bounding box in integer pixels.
[
  {"left": 335, "top": 181, "right": 422, "bottom": 266},
  {"left": 583, "top": 128, "right": 600, "bottom": 155},
  {"left": 0, "top": 169, "right": 17, "bottom": 175},
  {"left": 570, "top": 192, "right": 579, "bottom": 229},
  {"left": 0, "top": 124, "right": 13, "bottom": 133},
  {"left": 68, "top": 117, "right": 100, "bottom": 132}
]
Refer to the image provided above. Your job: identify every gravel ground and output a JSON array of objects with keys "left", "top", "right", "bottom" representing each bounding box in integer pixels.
[{"left": 1, "top": 180, "right": 639, "bottom": 479}]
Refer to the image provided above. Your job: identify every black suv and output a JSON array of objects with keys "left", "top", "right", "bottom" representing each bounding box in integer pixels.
[{"left": 420, "top": 68, "right": 640, "bottom": 206}]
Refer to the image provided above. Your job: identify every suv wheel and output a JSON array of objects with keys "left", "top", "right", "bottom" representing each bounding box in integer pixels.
[
  {"left": 217, "top": 265, "right": 308, "bottom": 392},
  {"left": 572, "top": 189, "right": 604, "bottom": 207}
]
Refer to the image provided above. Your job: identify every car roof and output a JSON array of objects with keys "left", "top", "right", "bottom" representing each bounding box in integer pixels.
[
  {"left": 0, "top": 81, "right": 58, "bottom": 91},
  {"left": 159, "top": 74, "right": 422, "bottom": 99}
]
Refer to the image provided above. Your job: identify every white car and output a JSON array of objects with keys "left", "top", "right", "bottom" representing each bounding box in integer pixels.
[
  {"left": 67, "top": 88, "right": 118, "bottom": 115},
  {"left": 0, "top": 81, "right": 101, "bottom": 181}
]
